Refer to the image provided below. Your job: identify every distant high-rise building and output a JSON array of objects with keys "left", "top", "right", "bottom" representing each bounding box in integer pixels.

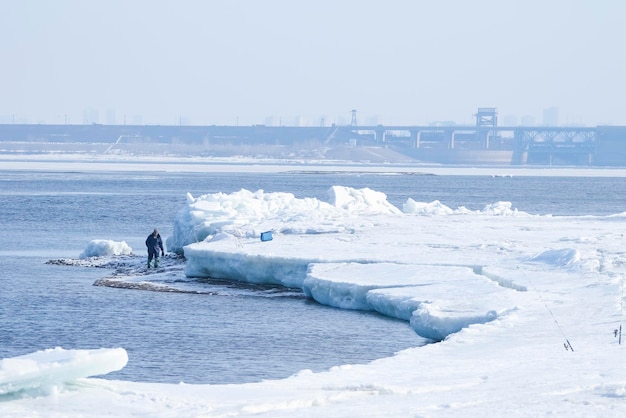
[
  {"left": 364, "top": 115, "right": 381, "bottom": 125},
  {"left": 106, "top": 109, "right": 116, "bottom": 125},
  {"left": 335, "top": 114, "right": 348, "bottom": 126},
  {"left": 542, "top": 107, "right": 559, "bottom": 126},
  {"left": 82, "top": 108, "right": 99, "bottom": 124},
  {"left": 293, "top": 116, "right": 307, "bottom": 127},
  {"left": 521, "top": 115, "right": 536, "bottom": 126},
  {"left": 502, "top": 115, "right": 518, "bottom": 126},
  {"left": 264, "top": 116, "right": 280, "bottom": 126}
]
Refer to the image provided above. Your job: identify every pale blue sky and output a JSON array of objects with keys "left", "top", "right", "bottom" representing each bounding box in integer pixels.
[{"left": 1, "top": 0, "right": 624, "bottom": 126}]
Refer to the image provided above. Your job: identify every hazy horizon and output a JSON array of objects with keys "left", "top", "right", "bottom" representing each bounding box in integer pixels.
[{"left": 2, "top": 1, "right": 624, "bottom": 127}]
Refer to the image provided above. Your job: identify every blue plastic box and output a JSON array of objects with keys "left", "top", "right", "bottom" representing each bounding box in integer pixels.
[{"left": 260, "top": 231, "right": 273, "bottom": 241}]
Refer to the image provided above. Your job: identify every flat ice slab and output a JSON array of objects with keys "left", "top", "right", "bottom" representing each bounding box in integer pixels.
[
  {"left": 0, "top": 347, "right": 128, "bottom": 395},
  {"left": 305, "top": 262, "right": 523, "bottom": 340}
]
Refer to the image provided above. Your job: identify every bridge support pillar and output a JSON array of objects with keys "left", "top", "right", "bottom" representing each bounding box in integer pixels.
[
  {"left": 410, "top": 130, "right": 420, "bottom": 148},
  {"left": 375, "top": 129, "right": 386, "bottom": 144}
]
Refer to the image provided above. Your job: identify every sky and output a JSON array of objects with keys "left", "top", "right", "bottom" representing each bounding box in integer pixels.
[
  {"left": 1, "top": 1, "right": 625, "bottom": 126},
  {"left": 2, "top": 174, "right": 626, "bottom": 415}
]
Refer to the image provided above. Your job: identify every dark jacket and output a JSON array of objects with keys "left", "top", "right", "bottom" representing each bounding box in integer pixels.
[{"left": 146, "top": 233, "right": 164, "bottom": 255}]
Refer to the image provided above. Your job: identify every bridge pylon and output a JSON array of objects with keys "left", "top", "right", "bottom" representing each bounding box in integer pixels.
[
  {"left": 474, "top": 107, "right": 498, "bottom": 148},
  {"left": 475, "top": 107, "right": 497, "bottom": 128}
]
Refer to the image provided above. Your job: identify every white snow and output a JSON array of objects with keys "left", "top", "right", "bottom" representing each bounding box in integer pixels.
[
  {"left": 0, "top": 347, "right": 127, "bottom": 396},
  {"left": 79, "top": 239, "right": 133, "bottom": 259},
  {"left": 3, "top": 159, "right": 626, "bottom": 417}
]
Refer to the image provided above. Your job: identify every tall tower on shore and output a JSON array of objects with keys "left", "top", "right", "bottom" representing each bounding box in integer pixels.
[
  {"left": 475, "top": 107, "right": 498, "bottom": 148},
  {"left": 475, "top": 107, "right": 497, "bottom": 129},
  {"left": 351, "top": 109, "right": 357, "bottom": 127}
]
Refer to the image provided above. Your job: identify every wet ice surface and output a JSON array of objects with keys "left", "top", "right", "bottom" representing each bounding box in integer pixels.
[{"left": 49, "top": 254, "right": 304, "bottom": 298}]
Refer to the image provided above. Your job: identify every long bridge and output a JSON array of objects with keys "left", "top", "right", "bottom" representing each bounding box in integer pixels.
[
  {"left": 343, "top": 124, "right": 605, "bottom": 165},
  {"left": 1, "top": 109, "right": 626, "bottom": 166},
  {"left": 341, "top": 107, "right": 625, "bottom": 165}
]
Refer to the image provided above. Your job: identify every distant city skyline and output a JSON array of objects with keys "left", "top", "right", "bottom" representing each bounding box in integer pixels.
[
  {"left": 0, "top": 105, "right": 589, "bottom": 127},
  {"left": 2, "top": 1, "right": 624, "bottom": 127}
]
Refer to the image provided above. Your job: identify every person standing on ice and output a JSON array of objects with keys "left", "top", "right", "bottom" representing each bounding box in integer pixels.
[{"left": 145, "top": 228, "right": 164, "bottom": 268}]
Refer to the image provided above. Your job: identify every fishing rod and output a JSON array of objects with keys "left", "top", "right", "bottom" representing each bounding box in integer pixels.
[
  {"left": 617, "top": 275, "right": 624, "bottom": 345},
  {"left": 519, "top": 267, "right": 574, "bottom": 351}
]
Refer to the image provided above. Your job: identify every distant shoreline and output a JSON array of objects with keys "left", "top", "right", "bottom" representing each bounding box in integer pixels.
[{"left": 2, "top": 153, "right": 626, "bottom": 177}]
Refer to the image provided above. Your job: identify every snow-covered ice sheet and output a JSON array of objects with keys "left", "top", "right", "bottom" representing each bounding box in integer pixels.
[
  {"left": 0, "top": 347, "right": 127, "bottom": 396},
  {"left": 4, "top": 185, "right": 626, "bottom": 417}
]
